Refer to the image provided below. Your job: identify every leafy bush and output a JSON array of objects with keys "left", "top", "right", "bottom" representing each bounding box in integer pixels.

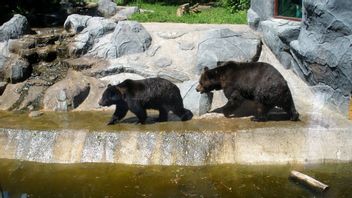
[{"left": 219, "top": 0, "right": 250, "bottom": 12}]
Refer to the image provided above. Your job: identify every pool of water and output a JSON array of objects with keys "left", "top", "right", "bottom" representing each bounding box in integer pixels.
[
  {"left": 0, "top": 111, "right": 308, "bottom": 132},
  {"left": 0, "top": 159, "right": 351, "bottom": 198}
]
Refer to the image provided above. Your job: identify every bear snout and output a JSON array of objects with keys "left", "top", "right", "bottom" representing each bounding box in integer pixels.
[{"left": 196, "top": 84, "right": 204, "bottom": 93}]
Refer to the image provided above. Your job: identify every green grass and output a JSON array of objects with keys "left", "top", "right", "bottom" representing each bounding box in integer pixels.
[{"left": 128, "top": 3, "right": 247, "bottom": 24}]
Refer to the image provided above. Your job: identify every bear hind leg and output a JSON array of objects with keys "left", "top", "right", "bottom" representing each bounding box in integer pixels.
[
  {"left": 283, "top": 101, "right": 299, "bottom": 121},
  {"left": 156, "top": 107, "right": 168, "bottom": 122},
  {"left": 251, "top": 102, "right": 271, "bottom": 122},
  {"left": 172, "top": 107, "right": 193, "bottom": 121},
  {"left": 223, "top": 91, "right": 244, "bottom": 118}
]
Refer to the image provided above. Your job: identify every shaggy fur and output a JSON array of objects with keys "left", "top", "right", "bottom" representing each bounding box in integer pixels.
[
  {"left": 99, "top": 78, "right": 193, "bottom": 125},
  {"left": 196, "top": 61, "right": 299, "bottom": 121}
]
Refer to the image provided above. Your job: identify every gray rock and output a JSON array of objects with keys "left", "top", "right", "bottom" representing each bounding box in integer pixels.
[
  {"left": 110, "top": 14, "right": 128, "bottom": 23},
  {"left": 0, "top": 55, "right": 7, "bottom": 72},
  {"left": 0, "top": 14, "right": 28, "bottom": 42},
  {"left": 278, "top": 26, "right": 301, "bottom": 45},
  {"left": 158, "top": 70, "right": 189, "bottom": 83},
  {"left": 289, "top": 0, "right": 352, "bottom": 114},
  {"left": 83, "top": 62, "right": 153, "bottom": 78},
  {"left": 43, "top": 70, "right": 91, "bottom": 111},
  {"left": 177, "top": 80, "right": 213, "bottom": 116},
  {"left": 259, "top": 19, "right": 300, "bottom": 56},
  {"left": 157, "top": 32, "right": 186, "bottom": 39},
  {"left": 249, "top": 0, "right": 274, "bottom": 24},
  {"left": 278, "top": 51, "right": 293, "bottom": 70},
  {"left": 64, "top": 14, "right": 92, "bottom": 34},
  {"left": 155, "top": 57, "right": 172, "bottom": 68},
  {"left": 116, "top": 6, "right": 139, "bottom": 18},
  {"left": 63, "top": 57, "right": 105, "bottom": 71},
  {"left": 28, "top": 111, "right": 44, "bottom": 118},
  {"left": 100, "top": 73, "right": 145, "bottom": 85},
  {"left": 0, "top": 82, "right": 24, "bottom": 110},
  {"left": 88, "top": 21, "right": 152, "bottom": 59},
  {"left": 97, "top": 0, "right": 118, "bottom": 17},
  {"left": 146, "top": 45, "right": 160, "bottom": 57},
  {"left": 67, "top": 16, "right": 117, "bottom": 56},
  {"left": 310, "top": 84, "right": 350, "bottom": 116},
  {"left": 112, "top": 21, "right": 152, "bottom": 57},
  {"left": 178, "top": 41, "right": 194, "bottom": 50},
  {"left": 1, "top": 54, "right": 31, "bottom": 83},
  {"left": 195, "top": 28, "right": 261, "bottom": 73},
  {"left": 247, "top": 8, "right": 260, "bottom": 30},
  {"left": 0, "top": 82, "right": 7, "bottom": 95},
  {"left": 19, "top": 86, "right": 46, "bottom": 110}
]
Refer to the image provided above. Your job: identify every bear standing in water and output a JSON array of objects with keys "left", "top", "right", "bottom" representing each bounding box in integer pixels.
[
  {"left": 99, "top": 78, "right": 193, "bottom": 125},
  {"left": 196, "top": 61, "right": 299, "bottom": 121}
]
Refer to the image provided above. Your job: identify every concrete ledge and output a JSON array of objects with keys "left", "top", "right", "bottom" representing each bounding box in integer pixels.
[{"left": 1, "top": 127, "right": 351, "bottom": 165}]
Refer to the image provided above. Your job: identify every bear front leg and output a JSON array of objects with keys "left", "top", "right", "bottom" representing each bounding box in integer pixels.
[
  {"left": 107, "top": 105, "right": 128, "bottom": 125},
  {"left": 129, "top": 103, "right": 147, "bottom": 124}
]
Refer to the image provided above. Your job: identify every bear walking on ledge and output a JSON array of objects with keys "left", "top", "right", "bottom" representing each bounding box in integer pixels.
[
  {"left": 196, "top": 61, "right": 299, "bottom": 121},
  {"left": 99, "top": 78, "right": 193, "bottom": 125}
]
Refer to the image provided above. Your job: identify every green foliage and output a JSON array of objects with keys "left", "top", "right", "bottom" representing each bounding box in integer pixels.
[
  {"left": 129, "top": 2, "right": 247, "bottom": 24},
  {"left": 220, "top": 0, "right": 250, "bottom": 13}
]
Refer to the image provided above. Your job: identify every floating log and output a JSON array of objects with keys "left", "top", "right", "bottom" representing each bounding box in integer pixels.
[{"left": 290, "top": 170, "right": 329, "bottom": 192}]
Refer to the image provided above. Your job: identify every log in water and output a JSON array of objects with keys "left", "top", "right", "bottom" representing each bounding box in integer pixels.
[{"left": 290, "top": 170, "right": 329, "bottom": 192}]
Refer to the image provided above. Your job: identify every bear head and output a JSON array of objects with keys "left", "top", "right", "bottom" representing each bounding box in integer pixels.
[
  {"left": 98, "top": 84, "right": 125, "bottom": 107},
  {"left": 196, "top": 67, "right": 222, "bottom": 93}
]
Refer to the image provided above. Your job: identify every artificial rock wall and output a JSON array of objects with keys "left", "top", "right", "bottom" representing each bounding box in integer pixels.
[{"left": 248, "top": 0, "right": 352, "bottom": 116}]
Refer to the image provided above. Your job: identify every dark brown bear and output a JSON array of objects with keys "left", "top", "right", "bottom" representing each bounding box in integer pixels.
[
  {"left": 99, "top": 77, "right": 193, "bottom": 125},
  {"left": 196, "top": 61, "right": 299, "bottom": 121}
]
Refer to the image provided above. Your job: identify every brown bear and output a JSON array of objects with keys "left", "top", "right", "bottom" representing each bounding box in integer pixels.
[
  {"left": 99, "top": 77, "right": 193, "bottom": 125},
  {"left": 196, "top": 61, "right": 299, "bottom": 121}
]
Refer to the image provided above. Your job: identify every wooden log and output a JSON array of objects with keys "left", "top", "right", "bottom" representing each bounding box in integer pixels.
[
  {"left": 176, "top": 3, "right": 190, "bottom": 17},
  {"left": 290, "top": 170, "right": 329, "bottom": 192}
]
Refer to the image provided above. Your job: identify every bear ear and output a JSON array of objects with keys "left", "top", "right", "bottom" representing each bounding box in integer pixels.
[
  {"left": 108, "top": 84, "right": 112, "bottom": 87},
  {"left": 204, "top": 67, "right": 209, "bottom": 72}
]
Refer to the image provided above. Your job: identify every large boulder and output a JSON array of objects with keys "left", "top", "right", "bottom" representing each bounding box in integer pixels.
[
  {"left": 259, "top": 19, "right": 302, "bottom": 72},
  {"left": 290, "top": 0, "right": 352, "bottom": 114},
  {"left": 247, "top": 0, "right": 275, "bottom": 30},
  {"left": 195, "top": 28, "right": 261, "bottom": 73},
  {"left": 18, "top": 85, "right": 46, "bottom": 110},
  {"left": 65, "top": 15, "right": 117, "bottom": 56},
  {"left": 87, "top": 21, "right": 152, "bottom": 59},
  {"left": 177, "top": 80, "right": 213, "bottom": 116},
  {"left": 0, "top": 14, "right": 29, "bottom": 42},
  {"left": 97, "top": 0, "right": 118, "bottom": 17},
  {"left": 0, "top": 54, "right": 31, "bottom": 83},
  {"left": 0, "top": 83, "right": 24, "bottom": 110},
  {"left": 64, "top": 14, "right": 92, "bottom": 34},
  {"left": 43, "top": 70, "right": 92, "bottom": 111}
]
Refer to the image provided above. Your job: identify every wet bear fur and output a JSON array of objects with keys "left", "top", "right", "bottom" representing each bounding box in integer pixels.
[
  {"left": 196, "top": 61, "right": 299, "bottom": 121},
  {"left": 99, "top": 77, "right": 193, "bottom": 125}
]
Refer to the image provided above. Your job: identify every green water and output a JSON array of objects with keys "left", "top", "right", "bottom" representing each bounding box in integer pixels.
[
  {"left": 0, "top": 159, "right": 351, "bottom": 198},
  {"left": 0, "top": 111, "right": 307, "bottom": 132}
]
